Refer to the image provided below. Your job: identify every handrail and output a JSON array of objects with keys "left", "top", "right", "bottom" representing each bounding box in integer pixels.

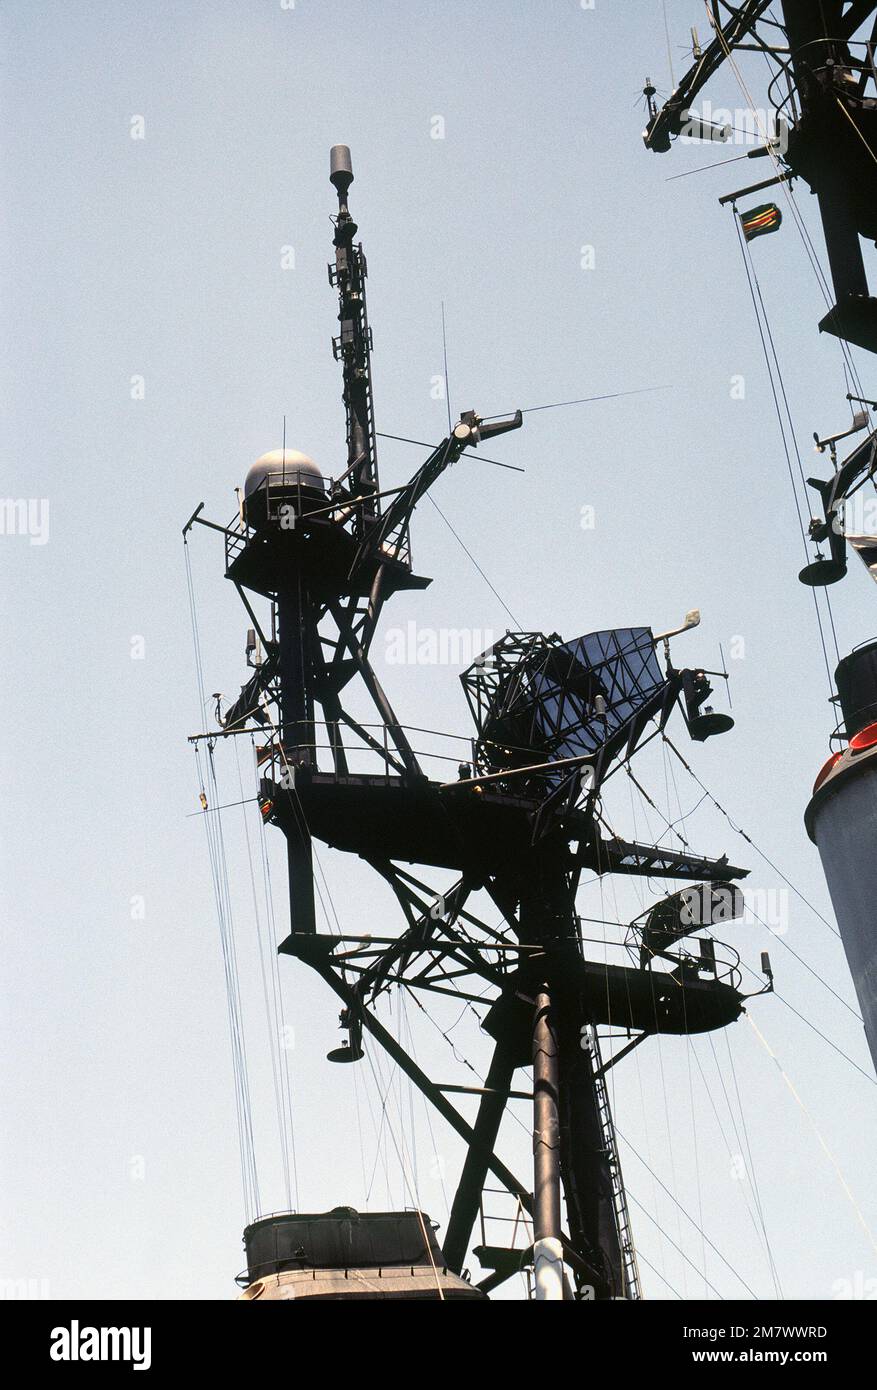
[
  {"left": 224, "top": 469, "right": 412, "bottom": 572},
  {"left": 768, "top": 37, "right": 877, "bottom": 126}
]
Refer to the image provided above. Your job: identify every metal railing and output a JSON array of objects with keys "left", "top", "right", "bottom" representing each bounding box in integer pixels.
[
  {"left": 224, "top": 468, "right": 412, "bottom": 572},
  {"left": 768, "top": 38, "right": 877, "bottom": 128},
  {"left": 252, "top": 720, "right": 475, "bottom": 786}
]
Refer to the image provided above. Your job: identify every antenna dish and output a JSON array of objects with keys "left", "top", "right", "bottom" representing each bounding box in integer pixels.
[{"left": 799, "top": 556, "right": 848, "bottom": 586}]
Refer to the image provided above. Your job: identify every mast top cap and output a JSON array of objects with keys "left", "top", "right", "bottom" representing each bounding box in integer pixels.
[{"left": 330, "top": 145, "right": 354, "bottom": 193}]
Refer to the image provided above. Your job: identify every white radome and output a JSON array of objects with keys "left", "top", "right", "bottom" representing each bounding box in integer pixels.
[{"left": 244, "top": 448, "right": 324, "bottom": 500}]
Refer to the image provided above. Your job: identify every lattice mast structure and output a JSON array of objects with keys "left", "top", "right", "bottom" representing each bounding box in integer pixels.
[{"left": 188, "top": 147, "right": 770, "bottom": 1300}]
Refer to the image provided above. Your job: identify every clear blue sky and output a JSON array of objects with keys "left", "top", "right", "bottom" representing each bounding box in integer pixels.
[{"left": 2, "top": 0, "right": 876, "bottom": 1300}]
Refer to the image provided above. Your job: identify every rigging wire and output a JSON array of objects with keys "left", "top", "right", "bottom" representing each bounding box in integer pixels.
[
  {"left": 616, "top": 1123, "right": 762, "bottom": 1298},
  {"left": 689, "top": 1038, "right": 783, "bottom": 1288},
  {"left": 361, "top": 1028, "right": 447, "bottom": 1298},
  {"left": 704, "top": 1031, "right": 783, "bottom": 1299},
  {"left": 720, "top": 920, "right": 873, "bottom": 1077},
  {"left": 253, "top": 753, "right": 301, "bottom": 1206},
  {"left": 426, "top": 494, "right": 522, "bottom": 627},
  {"left": 592, "top": 750, "right": 866, "bottom": 1080},
  {"left": 661, "top": 734, "right": 840, "bottom": 938},
  {"left": 771, "top": 988, "right": 876, "bottom": 1085},
  {"left": 719, "top": 1027, "right": 785, "bottom": 1297},
  {"left": 737, "top": 210, "right": 844, "bottom": 667},
  {"left": 686, "top": 1033, "right": 708, "bottom": 1296},
  {"left": 234, "top": 738, "right": 292, "bottom": 1209},
  {"left": 440, "top": 301, "right": 453, "bottom": 436},
  {"left": 745, "top": 899, "right": 862, "bottom": 1022},
  {"left": 747, "top": 1013, "right": 877, "bottom": 1256},
  {"left": 185, "top": 541, "right": 261, "bottom": 1222},
  {"left": 661, "top": 0, "right": 676, "bottom": 88},
  {"left": 732, "top": 209, "right": 839, "bottom": 693},
  {"left": 834, "top": 93, "right": 877, "bottom": 169},
  {"left": 657, "top": 738, "right": 874, "bottom": 1073},
  {"left": 635, "top": 1248, "right": 684, "bottom": 1300},
  {"left": 376, "top": 431, "right": 524, "bottom": 473},
  {"left": 480, "top": 384, "right": 671, "bottom": 420},
  {"left": 627, "top": 1191, "right": 725, "bottom": 1299},
  {"left": 194, "top": 741, "right": 259, "bottom": 1220}
]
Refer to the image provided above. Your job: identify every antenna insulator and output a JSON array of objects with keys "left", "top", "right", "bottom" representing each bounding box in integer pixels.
[{"left": 330, "top": 144, "right": 354, "bottom": 193}]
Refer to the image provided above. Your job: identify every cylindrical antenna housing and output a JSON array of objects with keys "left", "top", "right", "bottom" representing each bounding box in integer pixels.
[
  {"left": 836, "top": 639, "right": 877, "bottom": 738},
  {"left": 330, "top": 144, "right": 354, "bottom": 195}
]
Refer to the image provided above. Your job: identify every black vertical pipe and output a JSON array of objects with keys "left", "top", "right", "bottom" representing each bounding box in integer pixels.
[
  {"left": 277, "top": 575, "right": 316, "bottom": 935},
  {"left": 518, "top": 847, "right": 624, "bottom": 1297},
  {"left": 532, "top": 988, "right": 562, "bottom": 1259}
]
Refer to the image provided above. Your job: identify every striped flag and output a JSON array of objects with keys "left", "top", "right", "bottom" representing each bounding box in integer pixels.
[{"left": 741, "top": 203, "right": 782, "bottom": 241}]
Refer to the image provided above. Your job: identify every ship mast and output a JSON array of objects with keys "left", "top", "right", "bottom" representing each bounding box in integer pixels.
[
  {"left": 642, "top": 2, "right": 877, "bottom": 1075},
  {"left": 187, "top": 147, "right": 769, "bottom": 1299}
]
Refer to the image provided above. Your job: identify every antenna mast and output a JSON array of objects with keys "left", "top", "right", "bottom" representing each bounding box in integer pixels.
[
  {"left": 188, "top": 149, "right": 767, "bottom": 1300},
  {"left": 329, "top": 145, "right": 380, "bottom": 529}
]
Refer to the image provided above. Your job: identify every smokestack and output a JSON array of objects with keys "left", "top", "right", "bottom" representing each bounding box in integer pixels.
[{"left": 806, "top": 639, "right": 877, "bottom": 1074}]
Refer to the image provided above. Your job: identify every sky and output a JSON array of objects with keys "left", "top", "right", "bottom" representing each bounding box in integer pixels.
[{"left": 2, "top": 0, "right": 876, "bottom": 1302}]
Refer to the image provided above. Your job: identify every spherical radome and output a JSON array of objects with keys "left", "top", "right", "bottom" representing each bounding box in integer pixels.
[{"left": 244, "top": 448, "right": 324, "bottom": 499}]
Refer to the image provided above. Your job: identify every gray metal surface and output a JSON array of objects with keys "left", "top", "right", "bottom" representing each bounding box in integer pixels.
[{"left": 812, "top": 763, "right": 877, "bottom": 1071}]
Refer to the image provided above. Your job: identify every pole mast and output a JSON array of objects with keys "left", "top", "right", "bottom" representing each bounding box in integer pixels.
[
  {"left": 532, "top": 986, "right": 564, "bottom": 1300},
  {"left": 329, "top": 145, "right": 380, "bottom": 529}
]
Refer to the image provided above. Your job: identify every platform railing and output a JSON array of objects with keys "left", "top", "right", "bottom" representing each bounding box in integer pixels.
[
  {"left": 768, "top": 37, "right": 877, "bottom": 128},
  {"left": 224, "top": 469, "right": 411, "bottom": 572}
]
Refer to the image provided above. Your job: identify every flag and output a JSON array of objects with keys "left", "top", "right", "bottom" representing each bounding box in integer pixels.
[
  {"left": 846, "top": 532, "right": 877, "bottom": 583},
  {"left": 741, "top": 203, "right": 782, "bottom": 241}
]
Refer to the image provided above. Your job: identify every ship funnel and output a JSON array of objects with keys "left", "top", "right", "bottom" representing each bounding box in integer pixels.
[{"left": 806, "top": 638, "right": 877, "bottom": 1075}]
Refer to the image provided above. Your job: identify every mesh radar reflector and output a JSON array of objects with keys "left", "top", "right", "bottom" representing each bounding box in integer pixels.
[
  {"left": 806, "top": 639, "right": 877, "bottom": 1074},
  {"left": 462, "top": 628, "right": 666, "bottom": 784}
]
